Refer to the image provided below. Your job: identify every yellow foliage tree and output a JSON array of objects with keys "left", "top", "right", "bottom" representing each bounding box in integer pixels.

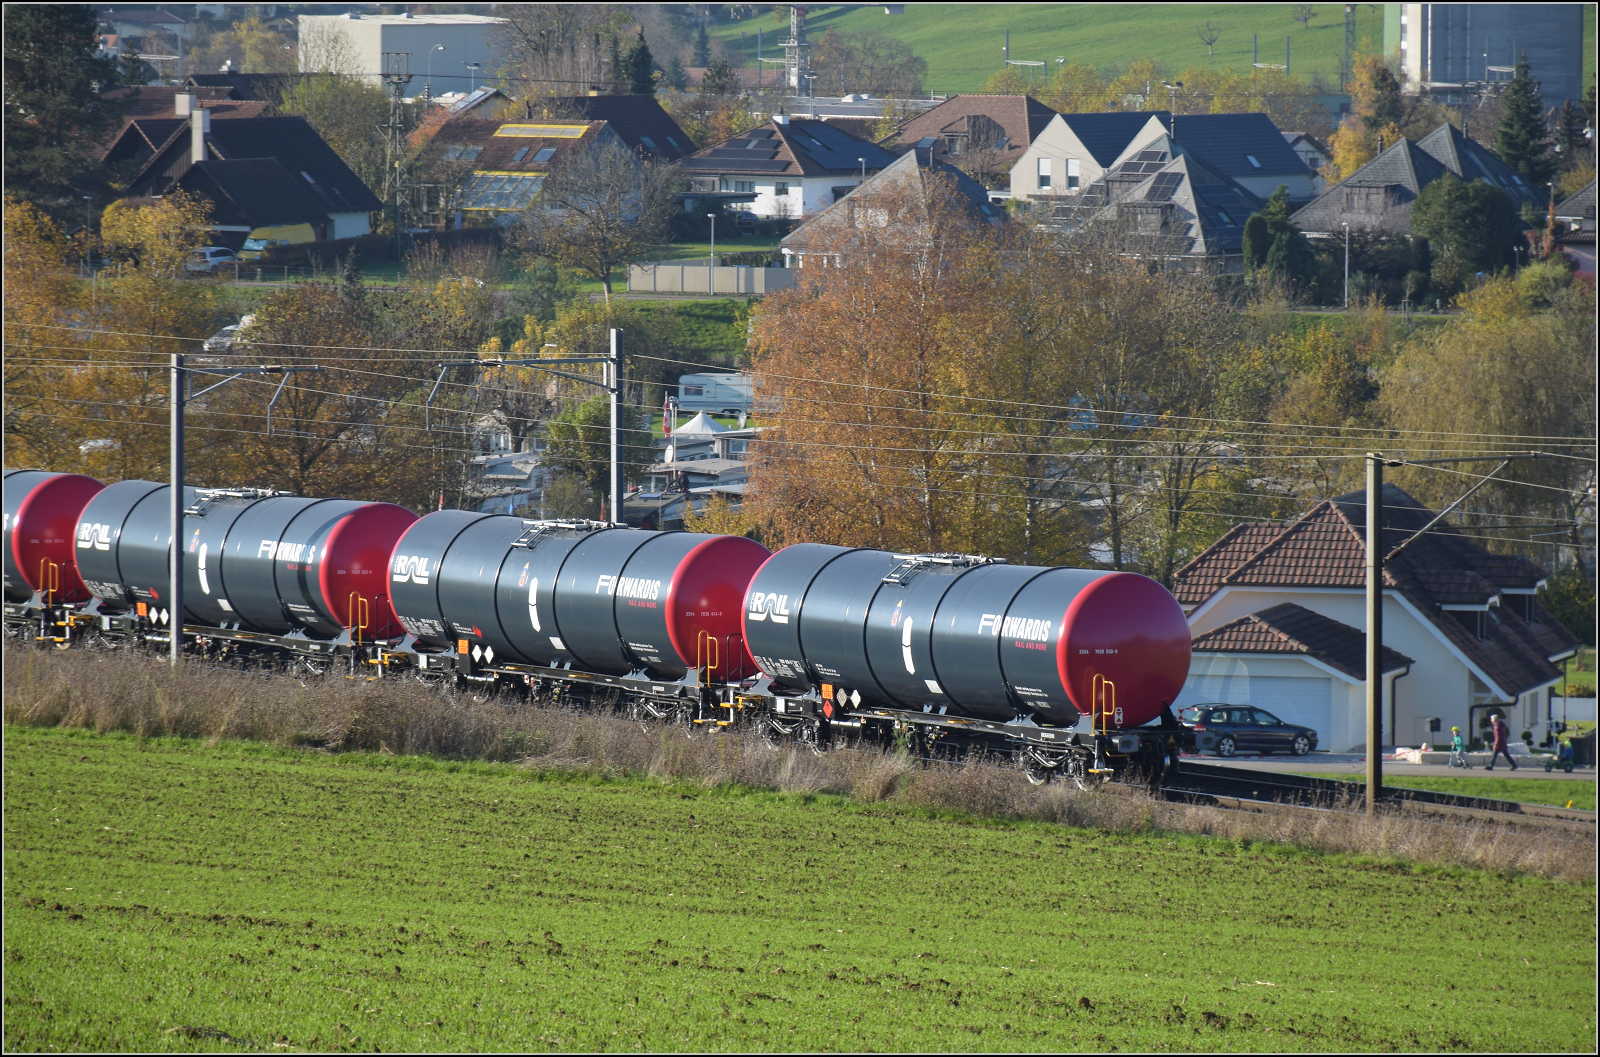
[{"left": 682, "top": 494, "right": 756, "bottom": 537}]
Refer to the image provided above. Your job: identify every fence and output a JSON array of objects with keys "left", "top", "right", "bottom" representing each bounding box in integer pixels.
[{"left": 629, "top": 261, "right": 796, "bottom": 297}]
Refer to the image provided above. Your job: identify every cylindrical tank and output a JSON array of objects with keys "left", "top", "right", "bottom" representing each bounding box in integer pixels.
[
  {"left": 389, "top": 515, "right": 770, "bottom": 679},
  {"left": 73, "top": 480, "right": 164, "bottom": 610},
  {"left": 743, "top": 547, "right": 1191, "bottom": 727},
  {"left": 76, "top": 481, "right": 415, "bottom": 636},
  {"left": 4, "top": 470, "right": 105, "bottom": 603}
]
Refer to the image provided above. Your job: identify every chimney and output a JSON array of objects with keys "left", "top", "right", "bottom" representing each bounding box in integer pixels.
[
  {"left": 191, "top": 108, "right": 211, "bottom": 164},
  {"left": 174, "top": 91, "right": 196, "bottom": 117},
  {"left": 772, "top": 113, "right": 789, "bottom": 126}
]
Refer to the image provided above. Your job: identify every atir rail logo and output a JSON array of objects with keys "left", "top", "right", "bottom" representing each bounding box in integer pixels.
[
  {"left": 391, "top": 554, "right": 431, "bottom": 585},
  {"left": 77, "top": 522, "right": 112, "bottom": 551},
  {"left": 747, "top": 591, "right": 791, "bottom": 624}
]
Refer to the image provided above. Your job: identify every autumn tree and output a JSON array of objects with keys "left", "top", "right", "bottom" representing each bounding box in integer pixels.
[{"left": 511, "top": 137, "right": 676, "bottom": 300}]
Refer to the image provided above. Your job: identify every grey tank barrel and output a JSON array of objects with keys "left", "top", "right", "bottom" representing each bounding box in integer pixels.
[{"left": 387, "top": 513, "right": 770, "bottom": 679}]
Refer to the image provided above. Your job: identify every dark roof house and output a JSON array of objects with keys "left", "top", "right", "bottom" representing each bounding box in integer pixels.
[
  {"left": 175, "top": 158, "right": 333, "bottom": 231},
  {"left": 681, "top": 117, "right": 899, "bottom": 218},
  {"left": 1291, "top": 123, "right": 1541, "bottom": 236},
  {"left": 425, "top": 119, "right": 632, "bottom": 214},
  {"left": 1065, "top": 134, "right": 1265, "bottom": 266},
  {"left": 539, "top": 95, "right": 694, "bottom": 161}
]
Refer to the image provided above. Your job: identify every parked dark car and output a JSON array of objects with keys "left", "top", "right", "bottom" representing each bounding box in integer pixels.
[{"left": 1178, "top": 703, "right": 1319, "bottom": 757}]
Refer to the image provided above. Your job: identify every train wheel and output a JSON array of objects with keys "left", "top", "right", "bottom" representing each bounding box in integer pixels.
[
  {"left": 1022, "top": 758, "right": 1054, "bottom": 786},
  {"left": 1063, "top": 754, "right": 1090, "bottom": 791},
  {"left": 799, "top": 719, "right": 826, "bottom": 756}
]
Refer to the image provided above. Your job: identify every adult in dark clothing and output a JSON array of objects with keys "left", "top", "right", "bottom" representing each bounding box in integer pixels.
[{"left": 1486, "top": 713, "right": 1519, "bottom": 771}]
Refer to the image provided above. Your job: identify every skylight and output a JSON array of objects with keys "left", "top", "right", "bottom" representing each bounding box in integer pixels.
[
  {"left": 1245, "top": 154, "right": 1262, "bottom": 168},
  {"left": 533, "top": 147, "right": 558, "bottom": 163},
  {"left": 639, "top": 136, "right": 657, "bottom": 149},
  {"left": 511, "top": 147, "right": 529, "bottom": 162}
]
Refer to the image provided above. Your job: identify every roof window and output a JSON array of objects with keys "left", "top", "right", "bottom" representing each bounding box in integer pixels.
[
  {"left": 1214, "top": 208, "right": 1232, "bottom": 225},
  {"left": 639, "top": 135, "right": 657, "bottom": 149},
  {"left": 666, "top": 136, "right": 680, "bottom": 148},
  {"left": 916, "top": 135, "right": 938, "bottom": 148},
  {"left": 532, "top": 147, "right": 558, "bottom": 163},
  {"left": 1245, "top": 154, "right": 1262, "bottom": 168},
  {"left": 511, "top": 147, "right": 529, "bottom": 162}
]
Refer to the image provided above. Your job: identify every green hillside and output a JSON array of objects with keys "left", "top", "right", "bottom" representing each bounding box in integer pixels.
[{"left": 710, "top": 3, "right": 1596, "bottom": 98}]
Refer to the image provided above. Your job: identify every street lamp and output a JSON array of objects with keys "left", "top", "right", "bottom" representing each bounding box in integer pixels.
[
  {"left": 858, "top": 156, "right": 865, "bottom": 184},
  {"left": 1342, "top": 221, "right": 1350, "bottom": 308},
  {"left": 1162, "top": 80, "right": 1184, "bottom": 140},
  {"left": 426, "top": 44, "right": 445, "bottom": 103},
  {"left": 463, "top": 61, "right": 481, "bottom": 93},
  {"left": 707, "top": 213, "right": 716, "bottom": 294}
]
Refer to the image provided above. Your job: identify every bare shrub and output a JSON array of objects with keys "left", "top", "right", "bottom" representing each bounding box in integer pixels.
[
  {"left": 4, "top": 645, "right": 1592, "bottom": 881},
  {"left": 404, "top": 239, "right": 506, "bottom": 286}
]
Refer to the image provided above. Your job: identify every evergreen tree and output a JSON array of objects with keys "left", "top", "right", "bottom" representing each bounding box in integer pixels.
[
  {"left": 665, "top": 55, "right": 690, "bottom": 91},
  {"left": 699, "top": 60, "right": 739, "bottom": 98},
  {"left": 3, "top": 5, "right": 129, "bottom": 216},
  {"left": 627, "top": 30, "right": 655, "bottom": 95},
  {"left": 1242, "top": 185, "right": 1312, "bottom": 280},
  {"left": 607, "top": 34, "right": 625, "bottom": 94},
  {"left": 1411, "top": 172, "right": 1519, "bottom": 279},
  {"left": 1554, "top": 98, "right": 1587, "bottom": 173},
  {"left": 1494, "top": 53, "right": 1556, "bottom": 187},
  {"left": 693, "top": 23, "right": 711, "bottom": 66}
]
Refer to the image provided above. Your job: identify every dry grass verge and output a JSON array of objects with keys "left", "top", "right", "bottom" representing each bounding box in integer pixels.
[{"left": 5, "top": 645, "right": 1593, "bottom": 881}]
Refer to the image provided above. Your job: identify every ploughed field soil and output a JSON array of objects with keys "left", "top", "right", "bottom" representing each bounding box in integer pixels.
[{"left": 4, "top": 727, "right": 1594, "bottom": 1052}]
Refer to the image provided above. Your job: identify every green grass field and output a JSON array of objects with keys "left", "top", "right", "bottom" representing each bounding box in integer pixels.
[
  {"left": 1295, "top": 775, "right": 1597, "bottom": 812},
  {"left": 710, "top": 4, "right": 1597, "bottom": 97},
  {"left": 4, "top": 727, "right": 1594, "bottom": 1052}
]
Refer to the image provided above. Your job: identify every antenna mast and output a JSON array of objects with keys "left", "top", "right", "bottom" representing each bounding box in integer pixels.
[{"left": 381, "top": 52, "right": 414, "bottom": 255}]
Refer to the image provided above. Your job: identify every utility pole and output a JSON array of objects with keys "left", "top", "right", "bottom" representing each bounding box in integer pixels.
[
  {"left": 169, "top": 353, "right": 185, "bottom": 667},
  {"left": 381, "top": 52, "right": 414, "bottom": 257},
  {"left": 707, "top": 213, "right": 716, "bottom": 295},
  {"left": 1343, "top": 222, "right": 1350, "bottom": 307},
  {"left": 609, "top": 329, "right": 622, "bottom": 524},
  {"left": 1364, "top": 452, "right": 1384, "bottom": 814}
]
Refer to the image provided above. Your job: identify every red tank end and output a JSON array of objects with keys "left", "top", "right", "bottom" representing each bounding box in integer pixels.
[
  {"left": 316, "top": 503, "right": 418, "bottom": 638},
  {"left": 1056, "top": 572, "right": 1191, "bottom": 727},
  {"left": 12, "top": 474, "right": 105, "bottom": 603},
  {"left": 665, "top": 535, "right": 771, "bottom": 680}
]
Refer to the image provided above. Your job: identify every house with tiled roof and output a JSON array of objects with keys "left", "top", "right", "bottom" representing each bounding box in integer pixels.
[
  {"left": 1291, "top": 123, "right": 1541, "bottom": 237},
  {"left": 1553, "top": 179, "right": 1596, "bottom": 276},
  {"left": 1173, "top": 484, "right": 1581, "bottom": 752},
  {"left": 425, "top": 118, "right": 635, "bottom": 217},
  {"left": 779, "top": 146, "right": 1003, "bottom": 268},
  {"left": 1009, "top": 111, "right": 1169, "bottom": 201},
  {"left": 887, "top": 94, "right": 1059, "bottom": 190},
  {"left": 96, "top": 88, "right": 268, "bottom": 164},
  {"left": 681, "top": 116, "right": 898, "bottom": 219}
]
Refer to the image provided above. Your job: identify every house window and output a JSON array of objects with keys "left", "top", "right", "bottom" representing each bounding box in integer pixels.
[
  {"left": 532, "top": 147, "right": 558, "bottom": 163},
  {"left": 511, "top": 147, "right": 529, "bottom": 162},
  {"left": 775, "top": 181, "right": 790, "bottom": 195},
  {"left": 1246, "top": 154, "right": 1262, "bottom": 168},
  {"left": 639, "top": 135, "right": 657, "bottom": 150},
  {"left": 735, "top": 180, "right": 754, "bottom": 193},
  {"left": 1037, "top": 157, "right": 1052, "bottom": 189},
  {"left": 946, "top": 136, "right": 962, "bottom": 156},
  {"left": 1067, "top": 158, "right": 1080, "bottom": 190}
]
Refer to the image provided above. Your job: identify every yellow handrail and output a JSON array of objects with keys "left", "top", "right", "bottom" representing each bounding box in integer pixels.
[
  {"left": 1092, "top": 673, "right": 1117, "bottom": 734},
  {"left": 348, "top": 592, "right": 370, "bottom": 644},
  {"left": 38, "top": 557, "right": 59, "bottom": 605}
]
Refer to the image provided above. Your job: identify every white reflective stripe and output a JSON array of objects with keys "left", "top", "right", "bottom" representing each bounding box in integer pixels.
[
  {"left": 549, "top": 636, "right": 564, "bottom": 651},
  {"left": 197, "top": 543, "right": 210, "bottom": 595},
  {"left": 901, "top": 617, "right": 915, "bottom": 674},
  {"left": 925, "top": 679, "right": 944, "bottom": 695},
  {"left": 528, "top": 576, "right": 541, "bottom": 631},
  {"left": 218, "top": 599, "right": 234, "bottom": 612}
]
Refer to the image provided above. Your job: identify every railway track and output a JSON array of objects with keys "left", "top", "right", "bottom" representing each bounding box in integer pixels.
[{"left": 1164, "top": 760, "right": 1597, "bottom": 828}]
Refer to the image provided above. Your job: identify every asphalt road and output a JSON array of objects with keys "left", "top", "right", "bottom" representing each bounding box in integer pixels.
[{"left": 1180, "top": 752, "right": 1598, "bottom": 781}]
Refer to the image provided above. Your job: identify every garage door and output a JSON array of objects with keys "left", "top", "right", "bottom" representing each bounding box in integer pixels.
[{"left": 1176, "top": 674, "right": 1333, "bottom": 748}]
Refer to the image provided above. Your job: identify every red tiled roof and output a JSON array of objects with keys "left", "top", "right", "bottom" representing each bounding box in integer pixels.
[
  {"left": 1176, "top": 484, "right": 1582, "bottom": 697},
  {"left": 1191, "top": 602, "right": 1412, "bottom": 679}
]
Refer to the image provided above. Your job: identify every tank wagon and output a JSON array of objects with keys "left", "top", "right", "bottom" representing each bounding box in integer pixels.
[{"left": 3, "top": 472, "right": 1191, "bottom": 786}]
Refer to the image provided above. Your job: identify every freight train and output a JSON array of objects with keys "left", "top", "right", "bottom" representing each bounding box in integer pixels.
[{"left": 5, "top": 471, "right": 1193, "bottom": 786}]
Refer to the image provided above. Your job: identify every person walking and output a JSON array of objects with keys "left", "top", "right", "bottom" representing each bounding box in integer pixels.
[{"left": 1485, "top": 713, "right": 1518, "bottom": 771}]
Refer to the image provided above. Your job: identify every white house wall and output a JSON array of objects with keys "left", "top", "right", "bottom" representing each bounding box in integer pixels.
[
  {"left": 1187, "top": 586, "right": 1488, "bottom": 747},
  {"left": 1009, "top": 115, "right": 1099, "bottom": 201},
  {"left": 327, "top": 211, "right": 371, "bottom": 240}
]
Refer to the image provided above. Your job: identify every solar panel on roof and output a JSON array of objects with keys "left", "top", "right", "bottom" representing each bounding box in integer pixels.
[
  {"left": 1147, "top": 172, "right": 1183, "bottom": 201},
  {"left": 495, "top": 124, "right": 586, "bottom": 138},
  {"left": 1135, "top": 149, "right": 1164, "bottom": 161}
]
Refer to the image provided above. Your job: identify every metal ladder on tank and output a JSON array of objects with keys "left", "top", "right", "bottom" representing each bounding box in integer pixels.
[
  {"left": 1090, "top": 673, "right": 1122, "bottom": 775},
  {"left": 35, "top": 557, "right": 71, "bottom": 648}
]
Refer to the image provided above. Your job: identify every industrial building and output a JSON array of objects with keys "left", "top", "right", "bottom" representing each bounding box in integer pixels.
[
  {"left": 1385, "top": 4, "right": 1588, "bottom": 104},
  {"left": 297, "top": 11, "right": 504, "bottom": 94}
]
